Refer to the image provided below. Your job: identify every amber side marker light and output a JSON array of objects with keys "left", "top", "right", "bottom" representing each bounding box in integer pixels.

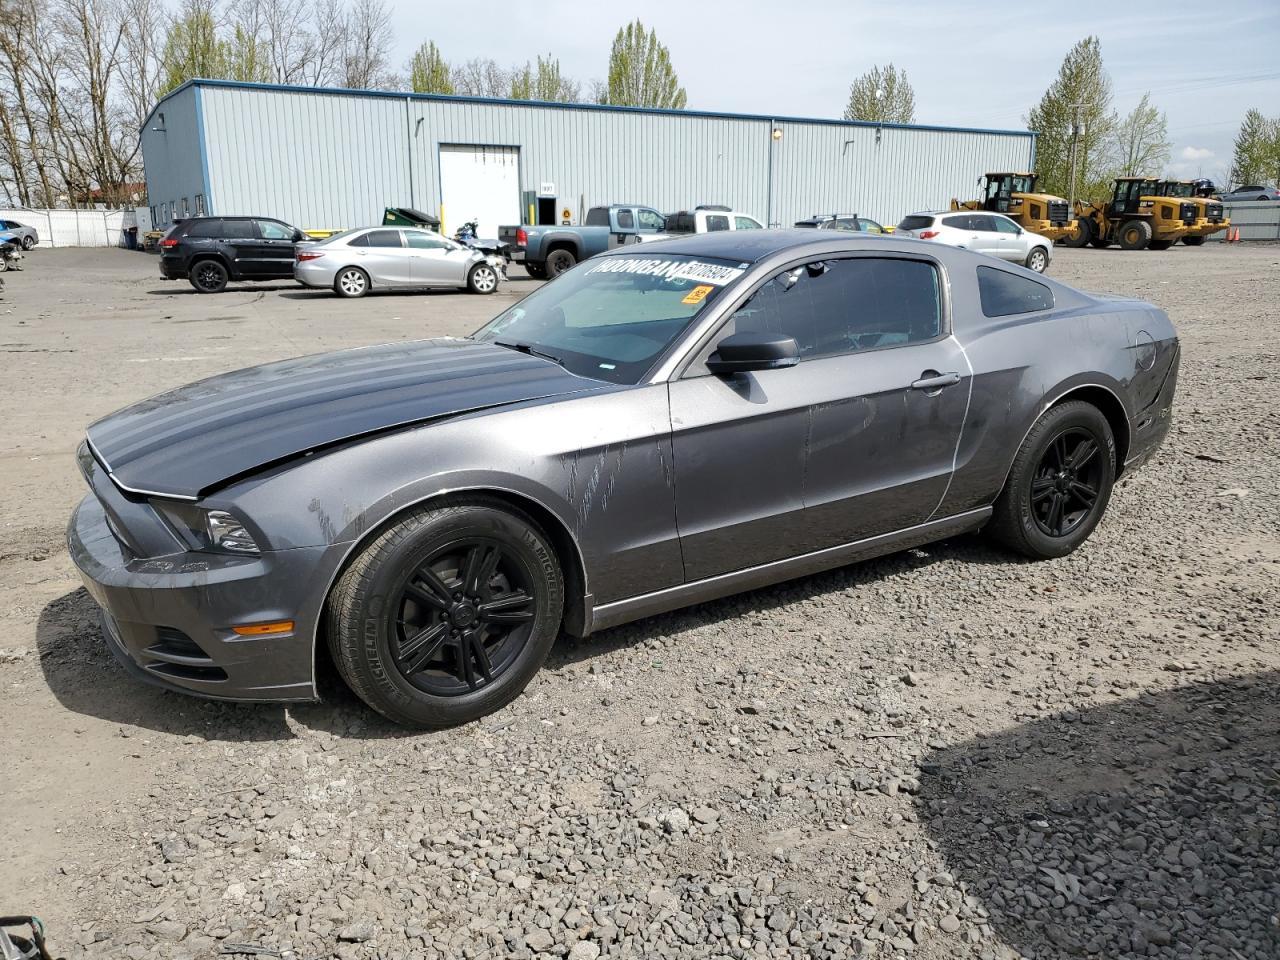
[{"left": 232, "top": 620, "right": 295, "bottom": 636}]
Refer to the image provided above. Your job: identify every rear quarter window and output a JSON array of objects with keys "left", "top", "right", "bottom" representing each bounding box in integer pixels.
[
  {"left": 185, "top": 220, "right": 224, "bottom": 238},
  {"left": 977, "top": 265, "right": 1054, "bottom": 318}
]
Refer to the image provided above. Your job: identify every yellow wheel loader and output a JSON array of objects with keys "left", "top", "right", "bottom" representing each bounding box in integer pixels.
[
  {"left": 1074, "top": 178, "right": 1196, "bottom": 250},
  {"left": 951, "top": 172, "right": 1086, "bottom": 244},
  {"left": 1155, "top": 180, "right": 1229, "bottom": 246}
]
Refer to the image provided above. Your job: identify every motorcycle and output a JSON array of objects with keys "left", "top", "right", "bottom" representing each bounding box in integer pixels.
[{"left": 452, "top": 219, "right": 510, "bottom": 281}]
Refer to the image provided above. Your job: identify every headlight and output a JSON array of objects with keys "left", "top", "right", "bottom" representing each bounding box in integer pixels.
[
  {"left": 206, "top": 510, "right": 260, "bottom": 553},
  {"left": 152, "top": 501, "right": 261, "bottom": 555}
]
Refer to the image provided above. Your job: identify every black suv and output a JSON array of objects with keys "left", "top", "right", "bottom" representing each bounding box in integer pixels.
[{"left": 159, "top": 216, "right": 307, "bottom": 293}]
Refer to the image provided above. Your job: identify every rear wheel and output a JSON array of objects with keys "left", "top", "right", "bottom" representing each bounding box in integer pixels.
[
  {"left": 334, "top": 266, "right": 369, "bottom": 298},
  {"left": 1061, "top": 216, "right": 1092, "bottom": 248},
  {"left": 467, "top": 262, "right": 498, "bottom": 294},
  {"left": 1025, "top": 246, "right": 1049, "bottom": 273},
  {"left": 987, "top": 401, "right": 1115, "bottom": 559},
  {"left": 326, "top": 499, "right": 564, "bottom": 729},
  {"left": 1118, "top": 219, "right": 1152, "bottom": 251},
  {"left": 544, "top": 248, "right": 577, "bottom": 278},
  {"left": 1182, "top": 235, "right": 1206, "bottom": 246},
  {"left": 189, "top": 259, "right": 228, "bottom": 293}
]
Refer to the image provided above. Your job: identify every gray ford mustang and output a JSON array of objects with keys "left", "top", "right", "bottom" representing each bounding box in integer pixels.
[{"left": 69, "top": 232, "right": 1179, "bottom": 728}]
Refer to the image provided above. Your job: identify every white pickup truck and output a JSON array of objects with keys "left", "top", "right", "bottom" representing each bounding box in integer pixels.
[{"left": 637, "top": 206, "right": 765, "bottom": 243}]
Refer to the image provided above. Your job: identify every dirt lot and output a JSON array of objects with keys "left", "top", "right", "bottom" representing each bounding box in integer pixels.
[{"left": 1, "top": 246, "right": 1276, "bottom": 960}]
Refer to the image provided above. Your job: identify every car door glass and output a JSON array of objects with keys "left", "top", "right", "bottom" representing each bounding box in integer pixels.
[
  {"left": 970, "top": 215, "right": 997, "bottom": 232},
  {"left": 364, "top": 229, "right": 404, "bottom": 248},
  {"left": 728, "top": 257, "right": 941, "bottom": 360},
  {"left": 734, "top": 216, "right": 762, "bottom": 230},
  {"left": 616, "top": 209, "right": 635, "bottom": 230},
  {"left": 406, "top": 231, "right": 451, "bottom": 250},
  {"left": 186, "top": 220, "right": 224, "bottom": 238},
  {"left": 705, "top": 215, "right": 730, "bottom": 232},
  {"left": 256, "top": 220, "right": 294, "bottom": 240},
  {"left": 858, "top": 219, "right": 883, "bottom": 234},
  {"left": 942, "top": 215, "right": 973, "bottom": 232},
  {"left": 638, "top": 209, "right": 665, "bottom": 230},
  {"left": 834, "top": 218, "right": 859, "bottom": 231},
  {"left": 222, "top": 219, "right": 255, "bottom": 239},
  {"left": 992, "top": 217, "right": 1020, "bottom": 235}
]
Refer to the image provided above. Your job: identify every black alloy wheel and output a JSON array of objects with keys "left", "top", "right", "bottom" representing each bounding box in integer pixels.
[
  {"left": 1029, "top": 428, "right": 1104, "bottom": 539},
  {"left": 190, "top": 259, "right": 229, "bottom": 293},
  {"left": 544, "top": 248, "right": 576, "bottom": 277},
  {"left": 390, "top": 539, "right": 535, "bottom": 696}
]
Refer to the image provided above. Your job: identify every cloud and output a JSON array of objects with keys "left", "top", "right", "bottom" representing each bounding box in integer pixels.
[{"left": 1179, "top": 146, "right": 1215, "bottom": 162}]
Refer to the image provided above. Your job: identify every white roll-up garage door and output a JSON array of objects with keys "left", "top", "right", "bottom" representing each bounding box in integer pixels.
[{"left": 438, "top": 145, "right": 521, "bottom": 238}]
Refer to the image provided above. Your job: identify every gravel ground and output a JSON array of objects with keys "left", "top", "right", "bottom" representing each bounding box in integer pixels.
[{"left": 1, "top": 245, "right": 1277, "bottom": 960}]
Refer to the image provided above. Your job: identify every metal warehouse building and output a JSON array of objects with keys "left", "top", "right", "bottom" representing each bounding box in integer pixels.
[{"left": 142, "top": 79, "right": 1035, "bottom": 235}]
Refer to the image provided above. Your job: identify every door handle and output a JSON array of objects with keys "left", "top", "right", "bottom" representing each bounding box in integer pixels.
[{"left": 911, "top": 371, "right": 961, "bottom": 391}]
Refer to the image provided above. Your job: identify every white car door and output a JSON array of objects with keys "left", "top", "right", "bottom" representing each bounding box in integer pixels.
[
  {"left": 990, "top": 215, "right": 1026, "bottom": 260},
  {"left": 963, "top": 214, "right": 1004, "bottom": 256},
  {"left": 406, "top": 230, "right": 473, "bottom": 286},
  {"left": 352, "top": 228, "right": 414, "bottom": 285}
]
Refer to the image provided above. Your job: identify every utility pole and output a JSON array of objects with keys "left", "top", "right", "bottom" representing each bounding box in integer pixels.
[{"left": 1067, "top": 102, "right": 1084, "bottom": 208}]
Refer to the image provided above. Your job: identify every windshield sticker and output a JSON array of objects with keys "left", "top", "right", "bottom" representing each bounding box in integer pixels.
[
  {"left": 681, "top": 284, "right": 714, "bottom": 305},
  {"left": 586, "top": 258, "right": 745, "bottom": 286}
]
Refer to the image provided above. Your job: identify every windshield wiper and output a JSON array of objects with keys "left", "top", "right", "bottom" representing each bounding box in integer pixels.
[{"left": 493, "top": 339, "right": 566, "bottom": 368}]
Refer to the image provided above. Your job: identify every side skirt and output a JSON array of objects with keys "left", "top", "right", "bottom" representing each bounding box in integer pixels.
[{"left": 585, "top": 507, "right": 992, "bottom": 635}]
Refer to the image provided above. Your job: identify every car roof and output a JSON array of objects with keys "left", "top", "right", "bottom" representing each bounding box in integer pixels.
[{"left": 599, "top": 229, "right": 927, "bottom": 263}]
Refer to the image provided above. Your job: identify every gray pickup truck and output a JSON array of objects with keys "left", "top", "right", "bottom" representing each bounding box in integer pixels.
[{"left": 499, "top": 204, "right": 666, "bottom": 278}]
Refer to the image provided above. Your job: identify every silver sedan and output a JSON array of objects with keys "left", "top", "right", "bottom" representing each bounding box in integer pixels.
[{"left": 294, "top": 226, "right": 501, "bottom": 297}]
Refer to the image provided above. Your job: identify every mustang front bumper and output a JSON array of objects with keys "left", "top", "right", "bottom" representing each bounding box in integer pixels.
[{"left": 68, "top": 492, "right": 343, "bottom": 702}]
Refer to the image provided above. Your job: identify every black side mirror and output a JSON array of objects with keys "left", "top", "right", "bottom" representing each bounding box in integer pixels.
[
  {"left": 293, "top": 229, "right": 305, "bottom": 242},
  {"left": 706, "top": 331, "right": 799, "bottom": 375}
]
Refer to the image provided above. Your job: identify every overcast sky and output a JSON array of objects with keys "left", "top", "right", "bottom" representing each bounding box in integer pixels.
[{"left": 387, "top": 0, "right": 1280, "bottom": 185}]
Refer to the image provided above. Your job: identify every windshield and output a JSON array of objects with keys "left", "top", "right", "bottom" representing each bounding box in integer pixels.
[
  {"left": 1164, "top": 182, "right": 1194, "bottom": 197},
  {"left": 473, "top": 254, "right": 747, "bottom": 384}
]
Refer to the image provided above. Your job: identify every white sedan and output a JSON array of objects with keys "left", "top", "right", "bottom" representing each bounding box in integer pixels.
[
  {"left": 294, "top": 227, "right": 501, "bottom": 298},
  {"left": 896, "top": 211, "right": 1052, "bottom": 273}
]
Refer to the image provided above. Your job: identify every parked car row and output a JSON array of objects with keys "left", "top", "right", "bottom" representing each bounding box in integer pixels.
[{"left": 158, "top": 216, "right": 502, "bottom": 296}]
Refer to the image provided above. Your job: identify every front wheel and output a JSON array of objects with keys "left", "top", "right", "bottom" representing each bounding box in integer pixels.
[
  {"left": 467, "top": 262, "right": 498, "bottom": 294},
  {"left": 1182, "top": 235, "right": 1206, "bottom": 246},
  {"left": 1148, "top": 239, "right": 1173, "bottom": 251},
  {"left": 1118, "top": 219, "right": 1152, "bottom": 251},
  {"left": 20, "top": 236, "right": 34, "bottom": 250},
  {"left": 525, "top": 262, "right": 547, "bottom": 280},
  {"left": 326, "top": 499, "right": 564, "bottom": 728},
  {"left": 544, "top": 248, "right": 577, "bottom": 277},
  {"left": 334, "top": 266, "right": 370, "bottom": 298},
  {"left": 189, "top": 259, "right": 229, "bottom": 293},
  {"left": 987, "top": 400, "right": 1116, "bottom": 559},
  {"left": 1060, "top": 216, "right": 1092, "bottom": 248},
  {"left": 1025, "top": 246, "right": 1049, "bottom": 273}
]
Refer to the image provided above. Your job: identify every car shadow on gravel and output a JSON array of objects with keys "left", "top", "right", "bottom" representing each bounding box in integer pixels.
[
  {"left": 914, "top": 670, "right": 1280, "bottom": 959},
  {"left": 35, "top": 588, "right": 412, "bottom": 742}
]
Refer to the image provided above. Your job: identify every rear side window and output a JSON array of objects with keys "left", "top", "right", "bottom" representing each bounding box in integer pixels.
[
  {"left": 941, "top": 215, "right": 973, "bottom": 231},
  {"left": 615, "top": 209, "right": 635, "bottom": 229},
  {"left": 977, "top": 266, "right": 1054, "bottom": 317},
  {"left": 898, "top": 215, "right": 934, "bottom": 231},
  {"left": 585, "top": 208, "right": 609, "bottom": 226},
  {"left": 705, "top": 215, "right": 730, "bottom": 232},
  {"left": 665, "top": 213, "right": 695, "bottom": 234},
  {"left": 364, "top": 229, "right": 403, "bottom": 248},
  {"left": 185, "top": 220, "right": 223, "bottom": 238},
  {"left": 730, "top": 257, "right": 941, "bottom": 360},
  {"left": 221, "top": 219, "right": 255, "bottom": 238}
]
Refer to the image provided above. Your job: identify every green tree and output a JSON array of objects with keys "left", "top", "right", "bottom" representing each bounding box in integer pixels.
[
  {"left": 509, "top": 53, "right": 579, "bottom": 102},
  {"left": 604, "top": 19, "right": 686, "bottom": 109},
  {"left": 1025, "top": 36, "right": 1116, "bottom": 201},
  {"left": 1110, "top": 92, "right": 1170, "bottom": 176},
  {"left": 408, "top": 40, "right": 452, "bottom": 94},
  {"left": 1229, "top": 108, "right": 1280, "bottom": 187},
  {"left": 159, "top": 0, "right": 227, "bottom": 94},
  {"left": 842, "top": 63, "right": 915, "bottom": 124},
  {"left": 227, "top": 25, "right": 272, "bottom": 83}
]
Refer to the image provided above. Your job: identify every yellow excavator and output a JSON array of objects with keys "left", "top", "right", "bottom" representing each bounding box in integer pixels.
[
  {"left": 1154, "top": 180, "right": 1228, "bottom": 246},
  {"left": 951, "top": 172, "right": 1084, "bottom": 244},
  {"left": 1073, "top": 177, "right": 1196, "bottom": 250}
]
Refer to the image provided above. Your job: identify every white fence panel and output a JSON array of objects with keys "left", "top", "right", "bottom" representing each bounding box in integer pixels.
[
  {"left": 0, "top": 208, "right": 144, "bottom": 248},
  {"left": 1213, "top": 200, "right": 1280, "bottom": 241}
]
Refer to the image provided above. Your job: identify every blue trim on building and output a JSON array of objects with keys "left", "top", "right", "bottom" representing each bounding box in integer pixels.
[
  {"left": 194, "top": 85, "right": 214, "bottom": 214},
  {"left": 142, "top": 78, "right": 1035, "bottom": 141}
]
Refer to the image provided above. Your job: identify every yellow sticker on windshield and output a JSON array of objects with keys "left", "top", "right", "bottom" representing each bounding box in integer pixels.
[{"left": 682, "top": 284, "right": 713, "bottom": 305}]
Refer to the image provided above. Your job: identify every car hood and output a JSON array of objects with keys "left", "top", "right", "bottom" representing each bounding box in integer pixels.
[{"left": 87, "top": 337, "right": 617, "bottom": 500}]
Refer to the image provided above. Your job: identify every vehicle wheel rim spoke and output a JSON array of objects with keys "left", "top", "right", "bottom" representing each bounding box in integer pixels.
[
  {"left": 1068, "top": 438, "right": 1097, "bottom": 470},
  {"left": 1031, "top": 427, "right": 1105, "bottom": 538},
  {"left": 391, "top": 538, "right": 535, "bottom": 696}
]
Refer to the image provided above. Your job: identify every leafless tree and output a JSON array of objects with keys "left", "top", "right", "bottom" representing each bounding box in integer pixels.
[{"left": 341, "top": 0, "right": 391, "bottom": 89}]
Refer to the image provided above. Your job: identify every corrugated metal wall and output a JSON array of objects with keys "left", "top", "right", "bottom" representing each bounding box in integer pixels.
[
  {"left": 144, "top": 82, "right": 1034, "bottom": 232},
  {"left": 1212, "top": 200, "right": 1280, "bottom": 240},
  {"left": 139, "top": 85, "right": 205, "bottom": 226}
]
